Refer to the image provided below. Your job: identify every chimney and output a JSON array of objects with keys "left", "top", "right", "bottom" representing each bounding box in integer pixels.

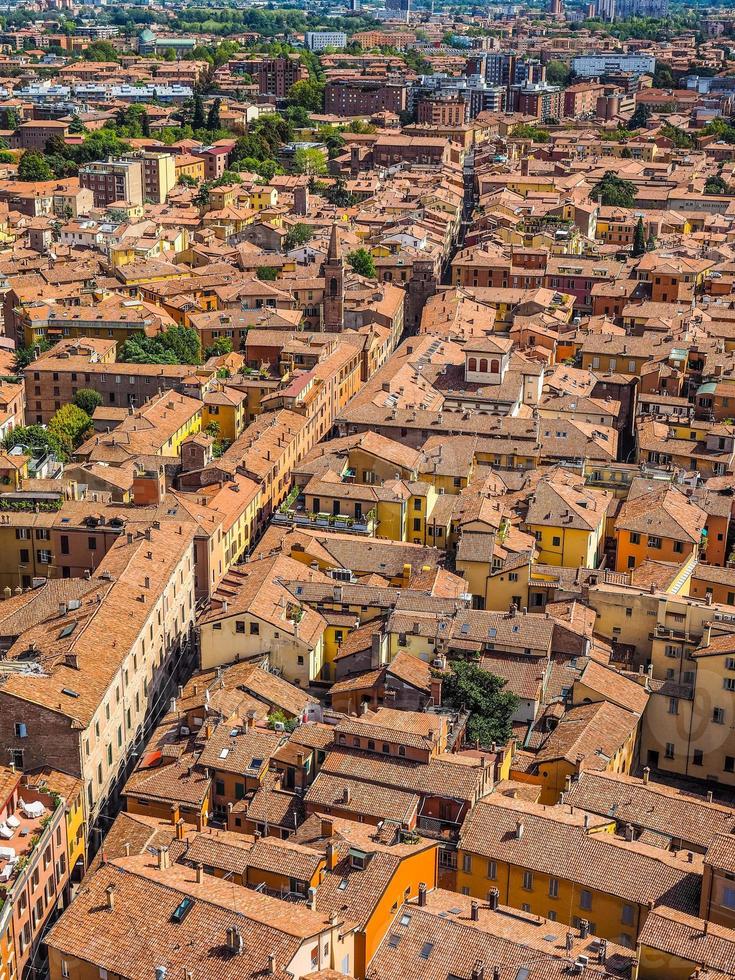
[
  {"left": 196, "top": 863, "right": 204, "bottom": 883},
  {"left": 418, "top": 882, "right": 427, "bottom": 907},
  {"left": 124, "top": 842, "right": 131, "bottom": 857},
  {"left": 321, "top": 817, "right": 334, "bottom": 839},
  {"left": 59, "top": 602, "right": 67, "bottom": 617},
  {"left": 493, "top": 970, "right": 500, "bottom": 980},
  {"left": 708, "top": 791, "right": 714, "bottom": 803},
  {"left": 326, "top": 842, "right": 338, "bottom": 871},
  {"left": 625, "top": 823, "right": 634, "bottom": 841},
  {"left": 470, "top": 901, "right": 479, "bottom": 921},
  {"left": 176, "top": 819, "right": 184, "bottom": 841},
  {"left": 308, "top": 887, "right": 317, "bottom": 911},
  {"left": 579, "top": 918, "right": 589, "bottom": 940},
  {"left": 488, "top": 887, "right": 499, "bottom": 911},
  {"left": 158, "top": 847, "right": 170, "bottom": 871},
  {"left": 598, "top": 939, "right": 607, "bottom": 965},
  {"left": 566, "top": 932, "right": 574, "bottom": 953},
  {"left": 268, "top": 955, "right": 276, "bottom": 975},
  {"left": 643, "top": 767, "right": 650, "bottom": 784},
  {"left": 342, "top": 786, "right": 351, "bottom": 805},
  {"left": 170, "top": 697, "right": 177, "bottom": 714},
  {"left": 226, "top": 926, "right": 243, "bottom": 955},
  {"left": 105, "top": 884, "right": 116, "bottom": 911},
  {"left": 515, "top": 819, "right": 524, "bottom": 840},
  {"left": 471, "top": 962, "right": 484, "bottom": 980}
]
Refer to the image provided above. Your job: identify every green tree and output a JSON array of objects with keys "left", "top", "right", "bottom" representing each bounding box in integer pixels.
[
  {"left": 293, "top": 147, "right": 326, "bottom": 176},
  {"left": 47, "top": 403, "right": 92, "bottom": 455},
  {"left": 18, "top": 151, "right": 53, "bottom": 181},
  {"left": 652, "top": 62, "right": 675, "bottom": 88},
  {"left": 191, "top": 93, "right": 206, "bottom": 130},
  {"left": 206, "top": 97, "right": 222, "bottom": 131},
  {"left": 545, "top": 59, "right": 572, "bottom": 86},
  {"left": 194, "top": 182, "right": 211, "bottom": 207},
  {"left": 590, "top": 171, "right": 637, "bottom": 208},
  {"left": 3, "top": 424, "right": 65, "bottom": 461},
  {"left": 283, "top": 222, "right": 313, "bottom": 250},
  {"left": 266, "top": 709, "right": 298, "bottom": 732},
  {"left": 510, "top": 123, "right": 550, "bottom": 143},
  {"left": 705, "top": 175, "right": 730, "bottom": 196},
  {"left": 73, "top": 388, "right": 103, "bottom": 415},
  {"left": 660, "top": 122, "right": 694, "bottom": 149},
  {"left": 632, "top": 216, "right": 646, "bottom": 257},
  {"left": 68, "top": 114, "right": 85, "bottom": 135},
  {"left": 629, "top": 103, "right": 652, "bottom": 130},
  {"left": 119, "top": 325, "right": 201, "bottom": 365},
  {"left": 5, "top": 107, "right": 19, "bottom": 130},
  {"left": 287, "top": 78, "right": 324, "bottom": 112},
  {"left": 324, "top": 174, "right": 356, "bottom": 207},
  {"left": 347, "top": 247, "right": 376, "bottom": 278},
  {"left": 83, "top": 40, "right": 119, "bottom": 62},
  {"left": 13, "top": 339, "right": 50, "bottom": 372},
  {"left": 438, "top": 660, "right": 518, "bottom": 748},
  {"left": 256, "top": 266, "right": 278, "bottom": 281},
  {"left": 178, "top": 173, "right": 198, "bottom": 187},
  {"left": 141, "top": 110, "right": 151, "bottom": 138},
  {"left": 204, "top": 337, "right": 233, "bottom": 359}
]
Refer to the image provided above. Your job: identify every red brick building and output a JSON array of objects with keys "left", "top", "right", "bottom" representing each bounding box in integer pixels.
[
  {"left": 417, "top": 97, "right": 468, "bottom": 126},
  {"left": 325, "top": 79, "right": 407, "bottom": 116}
]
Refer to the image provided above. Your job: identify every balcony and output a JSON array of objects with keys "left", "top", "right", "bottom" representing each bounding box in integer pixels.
[{"left": 274, "top": 506, "right": 378, "bottom": 536}]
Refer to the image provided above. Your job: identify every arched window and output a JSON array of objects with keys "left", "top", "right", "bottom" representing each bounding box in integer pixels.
[
  {"left": 490, "top": 359, "right": 500, "bottom": 373},
  {"left": 468, "top": 357, "right": 477, "bottom": 371},
  {"left": 479, "top": 358, "right": 488, "bottom": 373},
  {"left": 329, "top": 276, "right": 339, "bottom": 297}
]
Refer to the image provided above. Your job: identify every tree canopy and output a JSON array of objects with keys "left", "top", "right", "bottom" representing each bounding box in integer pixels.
[
  {"left": 204, "top": 337, "right": 233, "bottom": 359},
  {"left": 287, "top": 78, "right": 325, "bottom": 112},
  {"left": 293, "top": 147, "right": 326, "bottom": 176},
  {"left": 119, "top": 325, "right": 202, "bottom": 365},
  {"left": 632, "top": 216, "right": 646, "bottom": 257},
  {"left": 283, "top": 222, "right": 313, "bottom": 251},
  {"left": 73, "top": 388, "right": 103, "bottom": 416},
  {"left": 18, "top": 151, "right": 53, "bottom": 181},
  {"left": 438, "top": 660, "right": 518, "bottom": 748},
  {"left": 347, "top": 247, "right": 376, "bottom": 278},
  {"left": 510, "top": 123, "right": 550, "bottom": 143},
  {"left": 590, "top": 171, "right": 637, "bottom": 208}
]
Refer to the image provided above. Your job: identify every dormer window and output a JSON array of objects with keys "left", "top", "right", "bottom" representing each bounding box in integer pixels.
[{"left": 349, "top": 848, "right": 369, "bottom": 870}]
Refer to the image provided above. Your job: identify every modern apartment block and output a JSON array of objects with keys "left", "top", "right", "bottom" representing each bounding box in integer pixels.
[
  {"left": 120, "top": 151, "right": 176, "bottom": 204},
  {"left": 78, "top": 158, "right": 144, "bottom": 208}
]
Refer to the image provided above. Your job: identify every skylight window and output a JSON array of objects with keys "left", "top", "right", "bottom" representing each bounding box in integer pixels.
[
  {"left": 419, "top": 942, "right": 434, "bottom": 960},
  {"left": 58, "top": 622, "right": 77, "bottom": 639},
  {"left": 171, "top": 896, "right": 195, "bottom": 924}
]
